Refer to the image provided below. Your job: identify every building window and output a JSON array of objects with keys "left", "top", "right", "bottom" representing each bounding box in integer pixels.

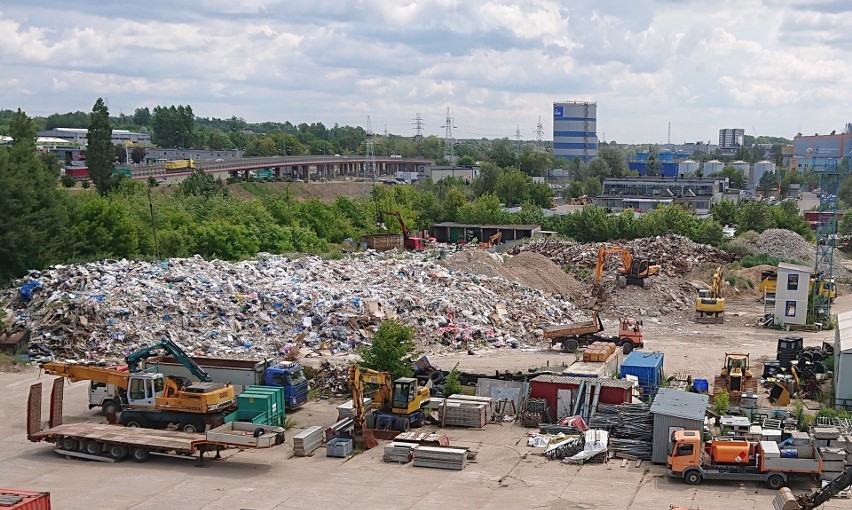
[
  {"left": 787, "top": 274, "right": 799, "bottom": 291},
  {"left": 785, "top": 301, "right": 797, "bottom": 317}
]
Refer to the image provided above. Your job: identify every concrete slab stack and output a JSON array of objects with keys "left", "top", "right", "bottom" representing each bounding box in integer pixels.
[
  {"left": 293, "top": 425, "right": 324, "bottom": 456},
  {"left": 412, "top": 446, "right": 467, "bottom": 470},
  {"left": 812, "top": 427, "right": 845, "bottom": 481},
  {"left": 383, "top": 441, "right": 418, "bottom": 463}
]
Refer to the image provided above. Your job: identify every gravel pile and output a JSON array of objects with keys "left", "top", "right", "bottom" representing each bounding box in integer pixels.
[{"left": 755, "top": 229, "right": 814, "bottom": 263}]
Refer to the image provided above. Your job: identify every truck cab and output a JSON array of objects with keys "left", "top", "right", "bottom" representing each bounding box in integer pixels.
[{"left": 264, "top": 362, "right": 309, "bottom": 409}]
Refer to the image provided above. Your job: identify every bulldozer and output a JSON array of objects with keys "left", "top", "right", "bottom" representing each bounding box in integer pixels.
[
  {"left": 595, "top": 244, "right": 660, "bottom": 290},
  {"left": 713, "top": 352, "right": 758, "bottom": 402},
  {"left": 695, "top": 266, "right": 725, "bottom": 324}
]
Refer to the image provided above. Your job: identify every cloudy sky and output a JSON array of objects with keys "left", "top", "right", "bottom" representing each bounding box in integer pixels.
[{"left": 1, "top": 0, "right": 851, "bottom": 144}]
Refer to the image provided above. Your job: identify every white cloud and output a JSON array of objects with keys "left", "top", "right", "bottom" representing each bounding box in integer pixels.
[{"left": 1, "top": 1, "right": 852, "bottom": 142}]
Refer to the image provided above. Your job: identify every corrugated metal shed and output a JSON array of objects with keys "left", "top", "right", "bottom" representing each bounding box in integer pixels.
[
  {"left": 650, "top": 387, "right": 709, "bottom": 421},
  {"left": 835, "top": 311, "right": 852, "bottom": 409},
  {"left": 650, "top": 388, "right": 709, "bottom": 464}
]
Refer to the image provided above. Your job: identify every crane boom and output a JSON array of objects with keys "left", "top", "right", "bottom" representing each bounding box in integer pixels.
[{"left": 41, "top": 362, "right": 130, "bottom": 389}]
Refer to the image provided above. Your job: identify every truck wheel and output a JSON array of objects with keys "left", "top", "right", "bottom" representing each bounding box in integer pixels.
[
  {"left": 621, "top": 340, "right": 634, "bottom": 354},
  {"left": 102, "top": 400, "right": 121, "bottom": 417},
  {"left": 394, "top": 418, "right": 410, "bottom": 432},
  {"left": 60, "top": 437, "right": 78, "bottom": 451},
  {"left": 617, "top": 276, "right": 627, "bottom": 289},
  {"left": 561, "top": 339, "right": 579, "bottom": 352},
  {"left": 182, "top": 423, "right": 198, "bottom": 433},
  {"left": 84, "top": 440, "right": 102, "bottom": 455},
  {"left": 125, "top": 420, "right": 142, "bottom": 428},
  {"left": 131, "top": 447, "right": 150, "bottom": 463},
  {"left": 684, "top": 471, "right": 701, "bottom": 485},
  {"left": 642, "top": 278, "right": 651, "bottom": 290},
  {"left": 108, "top": 444, "right": 128, "bottom": 460},
  {"left": 766, "top": 474, "right": 784, "bottom": 490},
  {"left": 414, "top": 412, "right": 426, "bottom": 428}
]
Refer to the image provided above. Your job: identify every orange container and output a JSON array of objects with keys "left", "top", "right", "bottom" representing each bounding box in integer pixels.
[
  {"left": 0, "top": 489, "right": 51, "bottom": 510},
  {"left": 709, "top": 441, "right": 752, "bottom": 464}
]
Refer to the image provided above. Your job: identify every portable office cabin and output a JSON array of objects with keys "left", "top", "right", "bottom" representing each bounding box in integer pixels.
[
  {"left": 835, "top": 311, "right": 852, "bottom": 410},
  {"left": 773, "top": 262, "right": 812, "bottom": 326},
  {"left": 649, "top": 388, "right": 709, "bottom": 464},
  {"left": 620, "top": 352, "right": 664, "bottom": 401}
]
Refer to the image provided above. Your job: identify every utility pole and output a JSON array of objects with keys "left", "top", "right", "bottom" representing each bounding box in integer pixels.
[{"left": 441, "top": 107, "right": 456, "bottom": 164}]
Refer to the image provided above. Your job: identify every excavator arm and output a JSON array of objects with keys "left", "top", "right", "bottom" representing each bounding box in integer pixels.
[
  {"left": 595, "top": 245, "right": 634, "bottom": 285},
  {"left": 789, "top": 466, "right": 852, "bottom": 509},
  {"left": 126, "top": 338, "right": 212, "bottom": 382},
  {"left": 382, "top": 211, "right": 410, "bottom": 239},
  {"left": 349, "top": 364, "right": 391, "bottom": 449},
  {"left": 41, "top": 362, "right": 130, "bottom": 390},
  {"left": 710, "top": 266, "right": 724, "bottom": 299}
]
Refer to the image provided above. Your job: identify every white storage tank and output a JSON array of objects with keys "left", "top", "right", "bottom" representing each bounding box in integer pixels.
[
  {"left": 753, "top": 160, "right": 777, "bottom": 190},
  {"left": 704, "top": 160, "right": 724, "bottom": 176},
  {"left": 731, "top": 160, "right": 751, "bottom": 188},
  {"left": 678, "top": 159, "right": 700, "bottom": 177}
]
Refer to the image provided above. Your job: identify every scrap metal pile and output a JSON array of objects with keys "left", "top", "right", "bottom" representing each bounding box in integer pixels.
[
  {"left": 0, "top": 252, "right": 582, "bottom": 361},
  {"left": 588, "top": 403, "right": 653, "bottom": 460},
  {"left": 509, "top": 235, "right": 737, "bottom": 316}
]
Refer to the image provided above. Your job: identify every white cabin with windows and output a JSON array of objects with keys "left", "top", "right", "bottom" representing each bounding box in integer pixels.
[{"left": 773, "top": 262, "right": 812, "bottom": 326}]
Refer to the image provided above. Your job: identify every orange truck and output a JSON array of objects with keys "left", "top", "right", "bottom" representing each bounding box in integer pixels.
[
  {"left": 667, "top": 430, "right": 822, "bottom": 490},
  {"left": 544, "top": 312, "right": 644, "bottom": 354}
]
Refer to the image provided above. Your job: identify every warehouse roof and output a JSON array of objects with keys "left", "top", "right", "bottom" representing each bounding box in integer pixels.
[
  {"left": 530, "top": 374, "right": 635, "bottom": 389},
  {"left": 650, "top": 388, "right": 708, "bottom": 421},
  {"left": 431, "top": 222, "right": 541, "bottom": 230}
]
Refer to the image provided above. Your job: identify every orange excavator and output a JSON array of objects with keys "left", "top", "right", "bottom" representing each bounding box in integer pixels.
[
  {"left": 595, "top": 244, "right": 660, "bottom": 289},
  {"left": 382, "top": 211, "right": 425, "bottom": 251},
  {"left": 479, "top": 231, "right": 502, "bottom": 248}
]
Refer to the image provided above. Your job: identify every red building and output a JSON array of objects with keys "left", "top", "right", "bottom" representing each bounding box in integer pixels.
[{"left": 529, "top": 375, "right": 635, "bottom": 420}]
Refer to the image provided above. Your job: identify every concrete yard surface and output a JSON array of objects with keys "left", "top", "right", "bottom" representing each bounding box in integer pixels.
[{"left": 0, "top": 368, "right": 846, "bottom": 510}]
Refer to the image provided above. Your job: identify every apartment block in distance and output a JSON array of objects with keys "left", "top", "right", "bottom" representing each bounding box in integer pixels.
[
  {"left": 719, "top": 128, "right": 745, "bottom": 156},
  {"left": 553, "top": 101, "right": 597, "bottom": 163}
]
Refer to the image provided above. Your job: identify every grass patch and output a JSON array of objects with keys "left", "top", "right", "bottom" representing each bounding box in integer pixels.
[
  {"left": 238, "top": 181, "right": 273, "bottom": 198},
  {"left": 283, "top": 417, "right": 297, "bottom": 430},
  {"left": 0, "top": 353, "right": 24, "bottom": 373}
]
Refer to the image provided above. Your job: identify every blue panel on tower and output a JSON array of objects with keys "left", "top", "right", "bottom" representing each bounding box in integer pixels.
[{"left": 553, "top": 106, "right": 564, "bottom": 118}]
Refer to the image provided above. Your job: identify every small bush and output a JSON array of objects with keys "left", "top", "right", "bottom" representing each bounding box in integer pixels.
[
  {"left": 60, "top": 175, "right": 76, "bottom": 188},
  {"left": 713, "top": 389, "right": 729, "bottom": 415},
  {"left": 442, "top": 366, "right": 462, "bottom": 397},
  {"left": 81, "top": 179, "right": 90, "bottom": 189},
  {"left": 740, "top": 253, "right": 782, "bottom": 268},
  {"left": 726, "top": 275, "right": 737, "bottom": 286}
]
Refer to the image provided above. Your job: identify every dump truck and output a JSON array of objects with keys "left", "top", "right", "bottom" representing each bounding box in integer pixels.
[
  {"left": 667, "top": 430, "right": 822, "bottom": 489},
  {"left": 27, "top": 379, "right": 284, "bottom": 465},
  {"left": 545, "top": 312, "right": 644, "bottom": 354},
  {"left": 141, "top": 356, "right": 308, "bottom": 409}
]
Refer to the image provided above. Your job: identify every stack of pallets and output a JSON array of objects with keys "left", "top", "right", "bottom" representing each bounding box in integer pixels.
[
  {"left": 383, "top": 441, "right": 418, "bottom": 463},
  {"left": 293, "top": 426, "right": 324, "bottom": 456},
  {"left": 413, "top": 446, "right": 467, "bottom": 470},
  {"left": 439, "top": 395, "right": 494, "bottom": 428}
]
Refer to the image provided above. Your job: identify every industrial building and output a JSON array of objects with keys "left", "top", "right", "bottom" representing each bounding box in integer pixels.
[
  {"left": 428, "top": 223, "right": 540, "bottom": 244},
  {"left": 594, "top": 177, "right": 728, "bottom": 215},
  {"left": 423, "top": 166, "right": 480, "bottom": 183},
  {"left": 719, "top": 128, "right": 745, "bottom": 156},
  {"left": 553, "top": 101, "right": 597, "bottom": 163},
  {"left": 834, "top": 311, "right": 852, "bottom": 410},
  {"left": 37, "top": 128, "right": 151, "bottom": 146},
  {"left": 793, "top": 132, "right": 852, "bottom": 170}
]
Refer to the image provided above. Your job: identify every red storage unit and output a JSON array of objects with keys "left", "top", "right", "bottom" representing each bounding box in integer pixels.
[
  {"left": 529, "top": 375, "right": 634, "bottom": 421},
  {"left": 0, "top": 489, "right": 51, "bottom": 510}
]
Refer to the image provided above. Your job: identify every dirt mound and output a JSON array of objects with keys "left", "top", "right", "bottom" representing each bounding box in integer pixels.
[
  {"left": 503, "top": 251, "right": 582, "bottom": 299},
  {"left": 755, "top": 229, "right": 814, "bottom": 263},
  {"left": 441, "top": 249, "right": 583, "bottom": 300}
]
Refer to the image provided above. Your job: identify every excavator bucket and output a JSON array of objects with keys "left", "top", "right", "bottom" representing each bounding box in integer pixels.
[
  {"left": 772, "top": 488, "right": 800, "bottom": 510},
  {"left": 769, "top": 382, "right": 791, "bottom": 406},
  {"left": 353, "top": 428, "right": 378, "bottom": 449}
]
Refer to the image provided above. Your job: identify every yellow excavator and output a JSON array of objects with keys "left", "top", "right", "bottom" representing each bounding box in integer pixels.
[
  {"left": 695, "top": 266, "right": 725, "bottom": 324},
  {"left": 349, "top": 365, "right": 431, "bottom": 449},
  {"left": 713, "top": 353, "right": 758, "bottom": 402},
  {"left": 595, "top": 244, "right": 661, "bottom": 289},
  {"left": 42, "top": 362, "right": 235, "bottom": 432}
]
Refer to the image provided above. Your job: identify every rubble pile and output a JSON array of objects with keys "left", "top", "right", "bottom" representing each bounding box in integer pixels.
[
  {"left": 754, "top": 229, "right": 814, "bottom": 263},
  {"left": 1, "top": 252, "right": 582, "bottom": 361},
  {"left": 508, "top": 235, "right": 736, "bottom": 317}
]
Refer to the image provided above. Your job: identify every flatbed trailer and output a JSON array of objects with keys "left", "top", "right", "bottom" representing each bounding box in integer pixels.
[{"left": 27, "top": 379, "right": 284, "bottom": 465}]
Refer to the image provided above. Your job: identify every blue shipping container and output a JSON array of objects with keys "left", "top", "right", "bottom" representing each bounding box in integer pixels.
[{"left": 620, "top": 351, "right": 664, "bottom": 399}]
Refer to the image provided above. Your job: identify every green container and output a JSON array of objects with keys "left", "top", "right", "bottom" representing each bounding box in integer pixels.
[{"left": 231, "top": 385, "right": 285, "bottom": 427}]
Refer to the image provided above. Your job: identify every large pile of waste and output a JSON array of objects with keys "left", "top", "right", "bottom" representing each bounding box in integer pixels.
[{"left": 1, "top": 252, "right": 583, "bottom": 361}]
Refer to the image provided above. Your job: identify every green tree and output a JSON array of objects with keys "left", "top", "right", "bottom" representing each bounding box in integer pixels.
[
  {"left": 87, "top": 98, "right": 115, "bottom": 196},
  {"left": 442, "top": 366, "right": 462, "bottom": 397},
  {"left": 528, "top": 181, "right": 554, "bottom": 208},
  {"left": 737, "top": 201, "right": 773, "bottom": 233},
  {"left": 0, "top": 109, "right": 69, "bottom": 282},
  {"left": 719, "top": 166, "right": 747, "bottom": 189},
  {"left": 566, "top": 180, "right": 584, "bottom": 199},
  {"left": 693, "top": 219, "right": 724, "bottom": 246},
  {"left": 132, "top": 107, "right": 151, "bottom": 126},
  {"left": 177, "top": 169, "right": 228, "bottom": 198},
  {"left": 598, "top": 145, "right": 628, "bottom": 178},
  {"left": 490, "top": 138, "right": 517, "bottom": 169},
  {"left": 442, "top": 187, "right": 466, "bottom": 221},
  {"left": 758, "top": 171, "right": 779, "bottom": 195},
  {"left": 646, "top": 149, "right": 662, "bottom": 176},
  {"left": 359, "top": 319, "right": 415, "bottom": 380},
  {"left": 711, "top": 200, "right": 738, "bottom": 226},
  {"left": 496, "top": 168, "right": 530, "bottom": 205},
  {"left": 582, "top": 175, "right": 602, "bottom": 197}
]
